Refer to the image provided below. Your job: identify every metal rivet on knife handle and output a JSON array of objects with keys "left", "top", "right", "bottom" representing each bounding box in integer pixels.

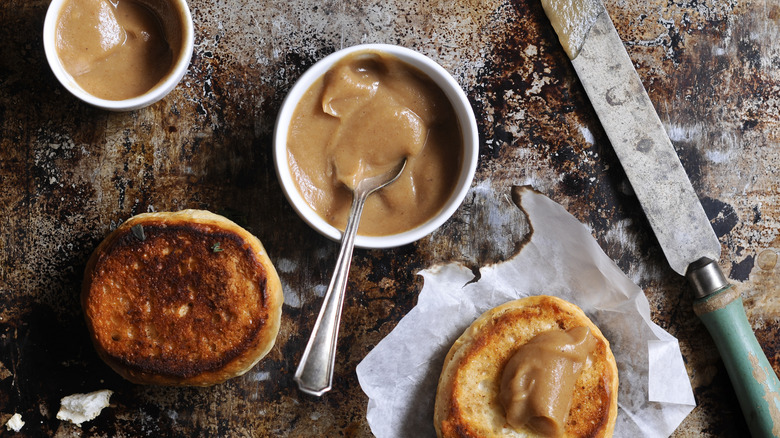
[{"left": 686, "top": 257, "right": 729, "bottom": 299}]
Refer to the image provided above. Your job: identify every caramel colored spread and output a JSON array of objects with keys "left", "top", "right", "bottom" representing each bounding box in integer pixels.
[
  {"left": 540, "top": 0, "right": 604, "bottom": 59},
  {"left": 55, "top": 0, "right": 175, "bottom": 100},
  {"left": 499, "top": 326, "right": 597, "bottom": 436},
  {"left": 287, "top": 51, "right": 462, "bottom": 236}
]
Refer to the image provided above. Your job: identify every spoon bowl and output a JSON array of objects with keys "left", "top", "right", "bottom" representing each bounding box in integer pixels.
[{"left": 294, "top": 158, "right": 408, "bottom": 396}]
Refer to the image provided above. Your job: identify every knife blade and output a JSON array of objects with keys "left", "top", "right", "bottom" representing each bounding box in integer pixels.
[
  {"left": 570, "top": 12, "right": 719, "bottom": 277},
  {"left": 542, "top": 2, "right": 780, "bottom": 435}
]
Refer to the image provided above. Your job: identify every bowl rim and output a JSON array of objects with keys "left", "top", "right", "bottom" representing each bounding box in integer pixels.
[
  {"left": 42, "top": 0, "right": 195, "bottom": 112},
  {"left": 273, "top": 43, "right": 479, "bottom": 249}
]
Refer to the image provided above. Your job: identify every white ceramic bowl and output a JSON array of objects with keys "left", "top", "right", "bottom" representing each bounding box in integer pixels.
[
  {"left": 274, "top": 44, "right": 479, "bottom": 249},
  {"left": 43, "top": 0, "right": 194, "bottom": 112}
]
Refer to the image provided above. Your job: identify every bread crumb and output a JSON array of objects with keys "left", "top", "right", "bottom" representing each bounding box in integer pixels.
[
  {"left": 56, "top": 390, "right": 113, "bottom": 426},
  {"left": 5, "top": 413, "right": 24, "bottom": 432}
]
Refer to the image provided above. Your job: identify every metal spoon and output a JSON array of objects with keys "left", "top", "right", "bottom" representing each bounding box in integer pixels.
[{"left": 294, "top": 158, "right": 408, "bottom": 396}]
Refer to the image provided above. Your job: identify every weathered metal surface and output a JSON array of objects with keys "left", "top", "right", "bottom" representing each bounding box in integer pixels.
[{"left": 0, "top": 0, "right": 778, "bottom": 436}]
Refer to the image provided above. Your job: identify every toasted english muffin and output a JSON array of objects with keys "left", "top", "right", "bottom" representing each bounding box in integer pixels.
[
  {"left": 434, "top": 295, "right": 618, "bottom": 437},
  {"left": 82, "top": 210, "right": 283, "bottom": 386}
]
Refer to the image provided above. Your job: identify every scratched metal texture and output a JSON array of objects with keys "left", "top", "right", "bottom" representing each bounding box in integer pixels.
[{"left": 0, "top": 0, "right": 778, "bottom": 436}]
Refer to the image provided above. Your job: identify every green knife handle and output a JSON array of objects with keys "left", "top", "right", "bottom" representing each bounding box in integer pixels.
[{"left": 694, "top": 285, "right": 780, "bottom": 437}]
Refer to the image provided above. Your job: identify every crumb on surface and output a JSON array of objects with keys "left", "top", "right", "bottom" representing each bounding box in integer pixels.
[
  {"left": 5, "top": 413, "right": 24, "bottom": 432},
  {"left": 56, "top": 389, "right": 113, "bottom": 426}
]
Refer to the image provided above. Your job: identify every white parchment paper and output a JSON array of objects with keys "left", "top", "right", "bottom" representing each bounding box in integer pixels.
[{"left": 356, "top": 187, "right": 696, "bottom": 438}]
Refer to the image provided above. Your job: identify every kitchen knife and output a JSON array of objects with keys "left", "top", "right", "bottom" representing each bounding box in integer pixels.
[{"left": 541, "top": 1, "right": 780, "bottom": 435}]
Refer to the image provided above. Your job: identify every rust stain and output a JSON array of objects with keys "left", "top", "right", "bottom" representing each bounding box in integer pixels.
[
  {"left": 748, "top": 352, "right": 780, "bottom": 437},
  {"left": 693, "top": 286, "right": 740, "bottom": 316},
  {"left": 757, "top": 250, "right": 778, "bottom": 271}
]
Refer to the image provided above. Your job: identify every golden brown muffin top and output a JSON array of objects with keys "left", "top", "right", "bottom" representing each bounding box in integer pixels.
[
  {"left": 83, "top": 213, "right": 275, "bottom": 382},
  {"left": 435, "top": 295, "right": 618, "bottom": 438}
]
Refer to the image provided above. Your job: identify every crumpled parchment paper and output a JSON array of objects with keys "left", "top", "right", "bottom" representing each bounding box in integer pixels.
[{"left": 356, "top": 186, "right": 696, "bottom": 438}]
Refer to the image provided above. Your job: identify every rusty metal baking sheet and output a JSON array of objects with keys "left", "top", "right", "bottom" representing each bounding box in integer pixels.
[{"left": 1, "top": 0, "right": 779, "bottom": 436}]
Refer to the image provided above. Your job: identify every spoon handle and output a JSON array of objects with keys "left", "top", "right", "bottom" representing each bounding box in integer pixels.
[{"left": 294, "top": 190, "right": 369, "bottom": 396}]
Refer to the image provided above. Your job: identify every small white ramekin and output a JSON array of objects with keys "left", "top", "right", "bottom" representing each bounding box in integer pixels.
[
  {"left": 42, "top": 0, "right": 194, "bottom": 112},
  {"left": 273, "top": 44, "right": 479, "bottom": 249}
]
